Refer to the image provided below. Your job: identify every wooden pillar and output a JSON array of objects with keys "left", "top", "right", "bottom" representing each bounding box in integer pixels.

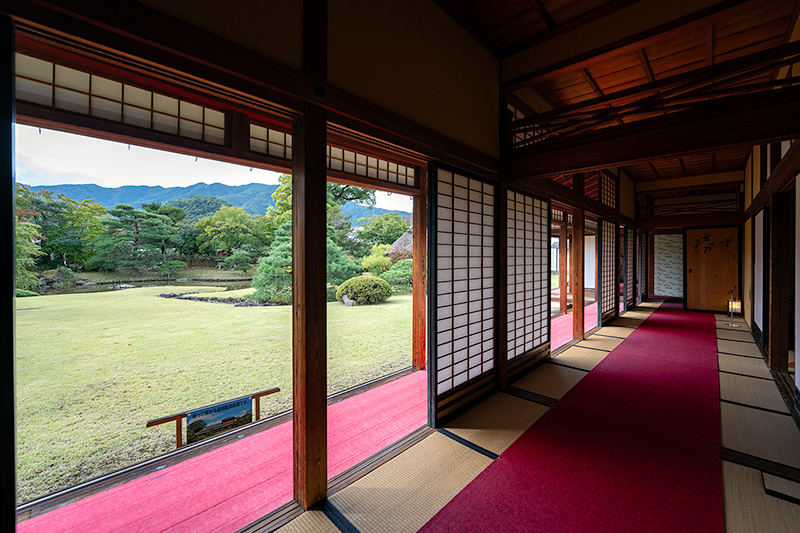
[
  {"left": 412, "top": 166, "right": 427, "bottom": 370},
  {"left": 572, "top": 209, "right": 585, "bottom": 340},
  {"left": 769, "top": 192, "right": 791, "bottom": 371},
  {"left": 496, "top": 183, "right": 509, "bottom": 389},
  {"left": 559, "top": 224, "right": 569, "bottom": 315},
  {"left": 614, "top": 227, "right": 621, "bottom": 316},
  {"left": 2, "top": 16, "right": 17, "bottom": 528},
  {"left": 293, "top": 0, "right": 328, "bottom": 511}
]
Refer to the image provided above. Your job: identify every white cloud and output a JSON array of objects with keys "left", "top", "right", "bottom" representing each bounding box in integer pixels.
[{"left": 14, "top": 124, "right": 414, "bottom": 212}]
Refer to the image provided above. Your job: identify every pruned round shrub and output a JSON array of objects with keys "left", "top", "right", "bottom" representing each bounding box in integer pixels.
[{"left": 336, "top": 275, "right": 392, "bottom": 305}]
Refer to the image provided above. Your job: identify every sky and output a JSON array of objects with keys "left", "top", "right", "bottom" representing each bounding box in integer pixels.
[{"left": 14, "top": 124, "right": 413, "bottom": 212}]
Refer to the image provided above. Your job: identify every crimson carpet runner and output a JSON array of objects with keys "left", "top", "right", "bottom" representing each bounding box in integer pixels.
[{"left": 421, "top": 301, "right": 724, "bottom": 532}]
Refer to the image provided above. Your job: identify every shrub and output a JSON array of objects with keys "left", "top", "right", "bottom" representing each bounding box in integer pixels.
[
  {"left": 380, "top": 258, "right": 413, "bottom": 293},
  {"left": 326, "top": 283, "right": 338, "bottom": 302},
  {"left": 15, "top": 288, "right": 39, "bottom": 297},
  {"left": 361, "top": 244, "right": 393, "bottom": 276},
  {"left": 336, "top": 275, "right": 392, "bottom": 305}
]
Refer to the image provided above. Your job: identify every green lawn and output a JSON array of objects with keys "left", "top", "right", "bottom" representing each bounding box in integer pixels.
[{"left": 15, "top": 287, "right": 412, "bottom": 503}]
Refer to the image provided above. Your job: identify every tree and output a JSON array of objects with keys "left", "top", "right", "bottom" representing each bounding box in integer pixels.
[
  {"left": 195, "top": 205, "right": 257, "bottom": 256},
  {"left": 88, "top": 204, "right": 176, "bottom": 271},
  {"left": 165, "top": 195, "right": 234, "bottom": 222},
  {"left": 361, "top": 244, "right": 393, "bottom": 276},
  {"left": 15, "top": 217, "right": 42, "bottom": 291},
  {"left": 223, "top": 245, "right": 258, "bottom": 272},
  {"left": 157, "top": 260, "right": 187, "bottom": 280},
  {"left": 252, "top": 222, "right": 293, "bottom": 304},
  {"left": 353, "top": 212, "right": 410, "bottom": 257}
]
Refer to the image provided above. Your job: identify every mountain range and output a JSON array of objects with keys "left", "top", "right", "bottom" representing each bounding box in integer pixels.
[{"left": 24, "top": 182, "right": 411, "bottom": 225}]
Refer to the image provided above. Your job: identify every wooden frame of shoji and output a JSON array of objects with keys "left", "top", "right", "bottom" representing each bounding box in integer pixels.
[{"left": 506, "top": 189, "right": 550, "bottom": 361}]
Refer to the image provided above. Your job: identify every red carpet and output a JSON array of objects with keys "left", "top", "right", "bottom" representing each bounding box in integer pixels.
[
  {"left": 421, "top": 301, "right": 724, "bottom": 532},
  {"left": 551, "top": 302, "right": 598, "bottom": 351},
  {"left": 19, "top": 370, "right": 427, "bottom": 533}
]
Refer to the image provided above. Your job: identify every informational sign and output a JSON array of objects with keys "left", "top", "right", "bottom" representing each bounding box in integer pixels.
[{"left": 186, "top": 396, "right": 252, "bottom": 444}]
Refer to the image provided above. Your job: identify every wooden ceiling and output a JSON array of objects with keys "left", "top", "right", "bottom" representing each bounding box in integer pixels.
[
  {"left": 434, "top": 0, "right": 643, "bottom": 57},
  {"left": 441, "top": 0, "right": 799, "bottom": 186}
]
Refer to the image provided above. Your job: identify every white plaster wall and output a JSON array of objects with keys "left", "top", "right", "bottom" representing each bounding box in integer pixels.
[{"left": 585, "top": 235, "right": 596, "bottom": 289}]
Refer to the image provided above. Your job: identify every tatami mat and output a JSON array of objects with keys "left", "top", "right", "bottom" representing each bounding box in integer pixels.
[
  {"left": 764, "top": 473, "right": 800, "bottom": 503},
  {"left": 719, "top": 372, "right": 790, "bottom": 414},
  {"left": 576, "top": 335, "right": 624, "bottom": 352},
  {"left": 551, "top": 346, "right": 609, "bottom": 371},
  {"left": 595, "top": 326, "right": 635, "bottom": 339},
  {"left": 620, "top": 310, "right": 652, "bottom": 320},
  {"left": 723, "top": 462, "right": 800, "bottom": 532},
  {"left": 716, "top": 318, "right": 748, "bottom": 331},
  {"left": 718, "top": 339, "right": 763, "bottom": 358},
  {"left": 718, "top": 354, "right": 773, "bottom": 380},
  {"left": 717, "top": 329, "right": 757, "bottom": 343},
  {"left": 513, "top": 363, "right": 586, "bottom": 400},
  {"left": 327, "top": 432, "right": 493, "bottom": 533},
  {"left": 721, "top": 403, "right": 800, "bottom": 469},
  {"left": 609, "top": 317, "right": 644, "bottom": 328},
  {"left": 636, "top": 301, "right": 663, "bottom": 309},
  {"left": 274, "top": 510, "right": 340, "bottom": 533},
  {"left": 445, "top": 392, "right": 549, "bottom": 455}
]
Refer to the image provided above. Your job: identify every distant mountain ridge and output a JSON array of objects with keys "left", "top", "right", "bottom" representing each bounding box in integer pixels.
[{"left": 24, "top": 182, "right": 411, "bottom": 225}]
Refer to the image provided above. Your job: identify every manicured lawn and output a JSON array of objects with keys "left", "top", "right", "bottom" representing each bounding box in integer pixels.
[{"left": 15, "top": 287, "right": 412, "bottom": 503}]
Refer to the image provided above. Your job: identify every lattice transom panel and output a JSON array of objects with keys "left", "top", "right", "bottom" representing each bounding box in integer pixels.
[
  {"left": 435, "top": 169, "right": 495, "bottom": 395},
  {"left": 601, "top": 220, "right": 616, "bottom": 314},
  {"left": 506, "top": 191, "right": 549, "bottom": 360}
]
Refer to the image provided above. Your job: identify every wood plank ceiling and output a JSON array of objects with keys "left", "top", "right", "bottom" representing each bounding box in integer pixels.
[{"left": 438, "top": 0, "right": 799, "bottom": 185}]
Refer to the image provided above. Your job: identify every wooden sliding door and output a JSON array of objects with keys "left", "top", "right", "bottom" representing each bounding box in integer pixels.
[{"left": 685, "top": 227, "right": 739, "bottom": 312}]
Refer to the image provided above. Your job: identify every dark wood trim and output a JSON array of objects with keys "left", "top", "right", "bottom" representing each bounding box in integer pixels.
[
  {"left": 745, "top": 140, "right": 800, "bottom": 218},
  {"left": 572, "top": 208, "right": 585, "bottom": 340},
  {"left": 412, "top": 166, "right": 427, "bottom": 371},
  {"left": 559, "top": 224, "right": 569, "bottom": 314},
  {"left": 426, "top": 163, "right": 439, "bottom": 427},
  {"left": 496, "top": 182, "right": 509, "bottom": 389},
  {"left": 4, "top": 0, "right": 500, "bottom": 179},
  {"left": 503, "top": 85, "right": 800, "bottom": 181},
  {"left": 513, "top": 177, "right": 635, "bottom": 228},
  {"left": 291, "top": 104, "right": 329, "bottom": 510},
  {"left": 1, "top": 14, "right": 16, "bottom": 531},
  {"left": 768, "top": 191, "right": 791, "bottom": 371}
]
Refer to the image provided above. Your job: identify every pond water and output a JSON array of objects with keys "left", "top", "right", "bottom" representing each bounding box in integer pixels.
[{"left": 39, "top": 278, "right": 252, "bottom": 295}]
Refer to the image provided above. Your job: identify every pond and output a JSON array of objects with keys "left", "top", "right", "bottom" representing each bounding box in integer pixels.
[{"left": 38, "top": 278, "right": 253, "bottom": 295}]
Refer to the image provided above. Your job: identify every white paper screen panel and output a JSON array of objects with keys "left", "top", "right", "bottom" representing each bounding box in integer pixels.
[
  {"left": 435, "top": 168, "right": 495, "bottom": 395},
  {"left": 506, "top": 191, "right": 549, "bottom": 360},
  {"left": 626, "top": 229, "right": 634, "bottom": 304},
  {"left": 601, "top": 220, "right": 616, "bottom": 314},
  {"left": 15, "top": 53, "right": 225, "bottom": 146}
]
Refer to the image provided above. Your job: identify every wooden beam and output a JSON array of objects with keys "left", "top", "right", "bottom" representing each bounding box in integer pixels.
[
  {"left": 745, "top": 139, "right": 800, "bottom": 218},
  {"left": 531, "top": 0, "right": 558, "bottom": 31},
  {"left": 571, "top": 209, "right": 585, "bottom": 340},
  {"left": 503, "top": 85, "right": 800, "bottom": 181},
  {"left": 706, "top": 24, "right": 715, "bottom": 66},
  {"left": 412, "top": 167, "right": 427, "bottom": 371},
  {"left": 678, "top": 157, "right": 688, "bottom": 177},
  {"left": 1, "top": 15, "right": 17, "bottom": 531},
  {"left": 637, "top": 48, "right": 655, "bottom": 83}
]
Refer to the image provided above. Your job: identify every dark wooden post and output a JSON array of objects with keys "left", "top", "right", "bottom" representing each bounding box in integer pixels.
[
  {"left": 293, "top": 0, "right": 328, "bottom": 511},
  {"left": 292, "top": 104, "right": 328, "bottom": 510},
  {"left": 496, "top": 183, "right": 508, "bottom": 389},
  {"left": 768, "top": 191, "right": 790, "bottom": 371},
  {"left": 412, "top": 166, "right": 427, "bottom": 370},
  {"left": 572, "top": 209, "right": 585, "bottom": 340},
  {"left": 559, "top": 224, "right": 569, "bottom": 315},
  {"left": 1, "top": 15, "right": 17, "bottom": 527}
]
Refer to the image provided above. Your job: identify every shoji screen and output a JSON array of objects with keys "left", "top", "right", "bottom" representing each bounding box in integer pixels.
[
  {"left": 600, "top": 220, "right": 617, "bottom": 316},
  {"left": 639, "top": 232, "right": 648, "bottom": 302},
  {"left": 506, "top": 190, "right": 550, "bottom": 360},
  {"left": 754, "top": 210, "right": 764, "bottom": 331},
  {"left": 626, "top": 228, "right": 635, "bottom": 306},
  {"left": 434, "top": 168, "right": 495, "bottom": 396}
]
